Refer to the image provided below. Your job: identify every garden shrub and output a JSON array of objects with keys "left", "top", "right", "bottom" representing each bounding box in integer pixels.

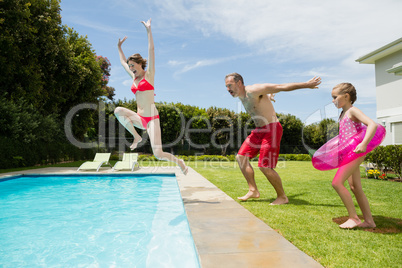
[{"left": 366, "top": 145, "right": 402, "bottom": 178}]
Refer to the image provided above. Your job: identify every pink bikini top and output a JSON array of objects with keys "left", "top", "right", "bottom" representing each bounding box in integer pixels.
[
  {"left": 131, "top": 77, "right": 154, "bottom": 94},
  {"left": 339, "top": 110, "right": 364, "bottom": 143}
]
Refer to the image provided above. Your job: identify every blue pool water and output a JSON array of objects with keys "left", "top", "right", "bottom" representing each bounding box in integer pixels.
[{"left": 0, "top": 174, "right": 200, "bottom": 267}]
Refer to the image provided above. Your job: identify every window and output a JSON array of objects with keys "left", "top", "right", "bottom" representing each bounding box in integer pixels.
[{"left": 393, "top": 122, "right": 402, "bottom": 144}]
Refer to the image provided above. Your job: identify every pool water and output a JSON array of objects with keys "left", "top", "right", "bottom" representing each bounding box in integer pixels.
[{"left": 0, "top": 174, "right": 200, "bottom": 267}]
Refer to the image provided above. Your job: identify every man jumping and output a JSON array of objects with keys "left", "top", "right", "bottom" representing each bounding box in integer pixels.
[{"left": 225, "top": 73, "right": 321, "bottom": 205}]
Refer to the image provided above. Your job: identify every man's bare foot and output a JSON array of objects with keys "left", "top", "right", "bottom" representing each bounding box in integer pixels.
[
  {"left": 178, "top": 159, "right": 188, "bottom": 175},
  {"left": 269, "top": 196, "right": 289, "bottom": 205},
  {"left": 357, "top": 221, "right": 376, "bottom": 228},
  {"left": 339, "top": 218, "right": 362, "bottom": 229},
  {"left": 238, "top": 190, "right": 260, "bottom": 201},
  {"left": 130, "top": 137, "right": 142, "bottom": 150}
]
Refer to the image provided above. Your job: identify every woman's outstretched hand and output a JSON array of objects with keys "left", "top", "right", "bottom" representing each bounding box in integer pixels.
[
  {"left": 141, "top": 18, "right": 151, "bottom": 31},
  {"left": 118, "top": 36, "right": 127, "bottom": 47}
]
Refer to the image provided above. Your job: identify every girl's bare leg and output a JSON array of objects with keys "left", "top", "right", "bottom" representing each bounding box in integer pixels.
[
  {"left": 347, "top": 168, "right": 376, "bottom": 228},
  {"left": 147, "top": 119, "right": 188, "bottom": 174},
  {"left": 114, "top": 107, "right": 143, "bottom": 150},
  {"left": 332, "top": 157, "right": 365, "bottom": 228}
]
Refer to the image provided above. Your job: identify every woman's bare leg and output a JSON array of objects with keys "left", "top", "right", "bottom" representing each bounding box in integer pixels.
[
  {"left": 114, "top": 107, "right": 144, "bottom": 150},
  {"left": 147, "top": 119, "right": 188, "bottom": 174}
]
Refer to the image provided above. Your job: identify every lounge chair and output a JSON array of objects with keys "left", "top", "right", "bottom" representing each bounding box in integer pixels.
[
  {"left": 112, "top": 153, "right": 139, "bottom": 172},
  {"left": 77, "top": 153, "right": 112, "bottom": 172}
]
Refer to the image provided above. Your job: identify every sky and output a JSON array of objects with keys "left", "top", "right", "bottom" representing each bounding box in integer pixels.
[{"left": 60, "top": 0, "right": 402, "bottom": 125}]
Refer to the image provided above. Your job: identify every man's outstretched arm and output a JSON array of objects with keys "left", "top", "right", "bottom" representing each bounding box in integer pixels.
[{"left": 248, "top": 76, "right": 321, "bottom": 95}]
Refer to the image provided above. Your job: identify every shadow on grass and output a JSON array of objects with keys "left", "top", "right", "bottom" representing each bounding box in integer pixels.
[
  {"left": 241, "top": 193, "right": 343, "bottom": 207},
  {"left": 332, "top": 215, "right": 402, "bottom": 234}
]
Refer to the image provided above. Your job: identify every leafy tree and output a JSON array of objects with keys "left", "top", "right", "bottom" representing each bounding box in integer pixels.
[
  {"left": 207, "top": 107, "right": 236, "bottom": 155},
  {"left": 0, "top": 0, "right": 65, "bottom": 112},
  {"left": 157, "top": 103, "right": 184, "bottom": 151},
  {"left": 0, "top": 0, "right": 105, "bottom": 137},
  {"left": 304, "top": 119, "right": 338, "bottom": 148},
  {"left": 176, "top": 103, "right": 210, "bottom": 153},
  {"left": 0, "top": 0, "right": 112, "bottom": 167},
  {"left": 96, "top": 55, "right": 115, "bottom": 101},
  {"left": 277, "top": 113, "right": 304, "bottom": 153}
]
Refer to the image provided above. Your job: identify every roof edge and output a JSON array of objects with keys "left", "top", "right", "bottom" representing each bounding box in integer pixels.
[{"left": 356, "top": 37, "right": 402, "bottom": 64}]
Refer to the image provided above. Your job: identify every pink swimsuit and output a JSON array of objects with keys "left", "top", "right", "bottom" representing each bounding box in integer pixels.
[
  {"left": 339, "top": 111, "right": 364, "bottom": 144},
  {"left": 131, "top": 77, "right": 159, "bottom": 129}
]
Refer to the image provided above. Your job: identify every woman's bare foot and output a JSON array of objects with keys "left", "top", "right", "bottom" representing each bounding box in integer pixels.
[
  {"left": 178, "top": 159, "right": 188, "bottom": 175},
  {"left": 339, "top": 218, "right": 362, "bottom": 229},
  {"left": 130, "top": 137, "right": 142, "bottom": 150},
  {"left": 238, "top": 190, "right": 260, "bottom": 201},
  {"left": 357, "top": 221, "right": 376, "bottom": 228},
  {"left": 269, "top": 196, "right": 289, "bottom": 205}
]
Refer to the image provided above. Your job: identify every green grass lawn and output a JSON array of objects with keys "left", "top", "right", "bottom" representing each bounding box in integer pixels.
[{"left": 188, "top": 161, "right": 402, "bottom": 268}]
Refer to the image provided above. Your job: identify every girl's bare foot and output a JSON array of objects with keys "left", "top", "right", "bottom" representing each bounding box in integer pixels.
[
  {"left": 357, "top": 221, "right": 376, "bottom": 228},
  {"left": 130, "top": 137, "right": 142, "bottom": 150},
  {"left": 269, "top": 196, "right": 289, "bottom": 205},
  {"left": 238, "top": 190, "right": 260, "bottom": 201},
  {"left": 339, "top": 218, "right": 362, "bottom": 229}
]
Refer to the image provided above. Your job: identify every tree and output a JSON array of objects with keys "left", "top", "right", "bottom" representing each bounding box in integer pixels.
[
  {"left": 0, "top": 0, "right": 65, "bottom": 112},
  {"left": 207, "top": 107, "right": 236, "bottom": 155},
  {"left": 0, "top": 0, "right": 105, "bottom": 124},
  {"left": 277, "top": 113, "right": 304, "bottom": 153},
  {"left": 96, "top": 55, "right": 115, "bottom": 101},
  {"left": 0, "top": 0, "right": 111, "bottom": 167},
  {"left": 303, "top": 118, "right": 338, "bottom": 151},
  {"left": 177, "top": 103, "right": 210, "bottom": 153}
]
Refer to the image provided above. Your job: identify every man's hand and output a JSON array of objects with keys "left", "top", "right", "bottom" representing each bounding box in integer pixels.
[{"left": 306, "top": 76, "right": 321, "bottom": 89}]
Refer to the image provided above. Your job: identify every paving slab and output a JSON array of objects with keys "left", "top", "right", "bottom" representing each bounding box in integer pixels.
[{"left": 1, "top": 166, "right": 323, "bottom": 268}]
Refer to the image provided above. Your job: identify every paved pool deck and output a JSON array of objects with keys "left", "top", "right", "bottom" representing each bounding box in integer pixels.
[{"left": 1, "top": 166, "right": 323, "bottom": 268}]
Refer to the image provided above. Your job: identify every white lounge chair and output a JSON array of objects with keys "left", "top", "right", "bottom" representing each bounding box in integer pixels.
[
  {"left": 112, "top": 153, "right": 139, "bottom": 172},
  {"left": 77, "top": 153, "right": 112, "bottom": 172}
]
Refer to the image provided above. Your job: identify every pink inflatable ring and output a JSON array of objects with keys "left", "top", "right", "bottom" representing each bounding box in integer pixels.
[{"left": 312, "top": 124, "right": 386, "bottom": 171}]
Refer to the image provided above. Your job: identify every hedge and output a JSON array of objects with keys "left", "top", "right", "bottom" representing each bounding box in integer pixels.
[
  {"left": 365, "top": 145, "right": 402, "bottom": 178},
  {"left": 136, "top": 154, "right": 312, "bottom": 162},
  {"left": 0, "top": 136, "right": 95, "bottom": 169}
]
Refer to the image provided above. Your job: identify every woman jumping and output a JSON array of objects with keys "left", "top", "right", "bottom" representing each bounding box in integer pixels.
[{"left": 114, "top": 19, "right": 188, "bottom": 174}]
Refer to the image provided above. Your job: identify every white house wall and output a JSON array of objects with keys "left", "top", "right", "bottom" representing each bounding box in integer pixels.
[
  {"left": 375, "top": 50, "right": 402, "bottom": 87},
  {"left": 374, "top": 50, "right": 402, "bottom": 145},
  {"left": 376, "top": 80, "right": 402, "bottom": 112}
]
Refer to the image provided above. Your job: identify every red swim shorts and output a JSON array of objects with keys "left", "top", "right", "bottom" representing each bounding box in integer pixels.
[{"left": 238, "top": 122, "right": 283, "bottom": 168}]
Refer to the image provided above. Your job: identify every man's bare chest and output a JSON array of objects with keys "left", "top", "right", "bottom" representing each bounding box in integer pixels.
[{"left": 241, "top": 95, "right": 263, "bottom": 114}]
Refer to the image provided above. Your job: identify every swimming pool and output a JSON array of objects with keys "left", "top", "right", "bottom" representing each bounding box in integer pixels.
[{"left": 0, "top": 174, "right": 200, "bottom": 267}]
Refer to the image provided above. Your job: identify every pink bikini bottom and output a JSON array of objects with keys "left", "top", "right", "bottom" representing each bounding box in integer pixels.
[{"left": 139, "top": 114, "right": 159, "bottom": 129}]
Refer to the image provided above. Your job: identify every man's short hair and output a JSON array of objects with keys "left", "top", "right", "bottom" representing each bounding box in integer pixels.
[{"left": 225, "top": 72, "right": 244, "bottom": 85}]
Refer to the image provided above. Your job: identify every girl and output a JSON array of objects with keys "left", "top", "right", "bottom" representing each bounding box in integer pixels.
[
  {"left": 331, "top": 83, "right": 377, "bottom": 228},
  {"left": 114, "top": 19, "right": 188, "bottom": 175}
]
